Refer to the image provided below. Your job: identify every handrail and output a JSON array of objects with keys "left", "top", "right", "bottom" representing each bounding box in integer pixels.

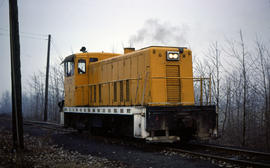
[
  {"left": 76, "top": 76, "right": 212, "bottom": 106},
  {"left": 151, "top": 76, "right": 212, "bottom": 105},
  {"left": 76, "top": 77, "right": 142, "bottom": 88}
]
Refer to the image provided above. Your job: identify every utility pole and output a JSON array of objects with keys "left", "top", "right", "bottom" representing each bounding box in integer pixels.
[
  {"left": 44, "top": 34, "right": 51, "bottom": 122},
  {"left": 9, "top": 0, "right": 24, "bottom": 150}
]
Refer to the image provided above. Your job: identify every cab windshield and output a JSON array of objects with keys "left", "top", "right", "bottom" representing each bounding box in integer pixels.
[{"left": 64, "top": 61, "right": 74, "bottom": 77}]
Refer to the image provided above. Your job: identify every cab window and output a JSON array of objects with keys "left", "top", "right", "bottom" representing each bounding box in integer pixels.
[
  {"left": 90, "top": 58, "right": 98, "bottom": 62},
  {"left": 64, "top": 62, "right": 74, "bottom": 77},
  {"left": 78, "top": 59, "right": 86, "bottom": 74}
]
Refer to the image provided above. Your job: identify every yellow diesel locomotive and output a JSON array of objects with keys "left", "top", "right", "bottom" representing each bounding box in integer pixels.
[{"left": 61, "top": 46, "right": 217, "bottom": 142}]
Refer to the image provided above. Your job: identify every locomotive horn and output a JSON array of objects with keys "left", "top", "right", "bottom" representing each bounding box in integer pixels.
[{"left": 80, "top": 46, "right": 87, "bottom": 53}]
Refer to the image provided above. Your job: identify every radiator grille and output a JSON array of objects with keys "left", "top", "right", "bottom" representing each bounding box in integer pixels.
[{"left": 166, "top": 65, "right": 180, "bottom": 102}]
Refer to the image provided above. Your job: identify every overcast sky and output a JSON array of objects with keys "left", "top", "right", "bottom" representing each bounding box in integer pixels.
[{"left": 0, "top": 0, "right": 270, "bottom": 96}]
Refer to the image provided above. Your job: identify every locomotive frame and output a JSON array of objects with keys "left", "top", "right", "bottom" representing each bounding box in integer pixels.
[{"left": 60, "top": 46, "right": 217, "bottom": 143}]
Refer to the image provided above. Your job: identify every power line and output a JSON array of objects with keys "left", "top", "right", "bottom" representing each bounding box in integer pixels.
[
  {"left": 0, "top": 31, "right": 47, "bottom": 40},
  {"left": 0, "top": 27, "right": 47, "bottom": 38},
  {"left": 21, "top": 34, "right": 47, "bottom": 40},
  {"left": 20, "top": 31, "right": 47, "bottom": 38}
]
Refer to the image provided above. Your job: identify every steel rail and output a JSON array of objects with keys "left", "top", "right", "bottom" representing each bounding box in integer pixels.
[
  {"left": 23, "top": 120, "right": 75, "bottom": 133},
  {"left": 166, "top": 147, "right": 270, "bottom": 168},
  {"left": 24, "top": 120, "right": 62, "bottom": 127},
  {"left": 193, "top": 143, "right": 270, "bottom": 158}
]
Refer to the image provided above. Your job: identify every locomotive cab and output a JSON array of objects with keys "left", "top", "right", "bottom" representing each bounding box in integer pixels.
[
  {"left": 63, "top": 52, "right": 121, "bottom": 107},
  {"left": 62, "top": 54, "right": 89, "bottom": 106}
]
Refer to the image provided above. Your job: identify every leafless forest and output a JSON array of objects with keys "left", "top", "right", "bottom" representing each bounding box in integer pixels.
[
  {"left": 193, "top": 31, "right": 270, "bottom": 151},
  {"left": 0, "top": 31, "right": 269, "bottom": 151},
  {"left": 0, "top": 57, "right": 64, "bottom": 123}
]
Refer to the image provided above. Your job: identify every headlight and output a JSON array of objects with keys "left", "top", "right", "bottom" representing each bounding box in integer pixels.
[{"left": 167, "top": 51, "right": 180, "bottom": 61}]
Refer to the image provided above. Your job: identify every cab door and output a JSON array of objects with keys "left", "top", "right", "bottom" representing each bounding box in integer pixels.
[
  {"left": 64, "top": 60, "right": 75, "bottom": 106},
  {"left": 75, "top": 57, "right": 89, "bottom": 106}
]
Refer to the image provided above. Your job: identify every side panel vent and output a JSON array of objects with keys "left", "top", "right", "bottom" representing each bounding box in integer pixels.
[{"left": 166, "top": 65, "right": 180, "bottom": 102}]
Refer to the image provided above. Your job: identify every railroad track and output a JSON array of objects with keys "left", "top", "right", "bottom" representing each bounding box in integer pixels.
[
  {"left": 21, "top": 120, "right": 270, "bottom": 167},
  {"left": 23, "top": 120, "right": 75, "bottom": 133},
  {"left": 166, "top": 143, "right": 270, "bottom": 168},
  {"left": 2, "top": 117, "right": 269, "bottom": 167}
]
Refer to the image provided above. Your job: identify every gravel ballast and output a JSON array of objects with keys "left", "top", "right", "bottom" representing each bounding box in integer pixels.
[
  {"left": 0, "top": 115, "right": 219, "bottom": 168},
  {"left": 0, "top": 127, "right": 127, "bottom": 168}
]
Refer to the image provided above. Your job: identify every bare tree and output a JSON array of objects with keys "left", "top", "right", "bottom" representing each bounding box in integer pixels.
[
  {"left": 240, "top": 30, "right": 248, "bottom": 147},
  {"left": 206, "top": 41, "right": 222, "bottom": 134},
  {"left": 221, "top": 77, "right": 231, "bottom": 136},
  {"left": 0, "top": 90, "right": 11, "bottom": 114},
  {"left": 23, "top": 58, "right": 64, "bottom": 122},
  {"left": 256, "top": 39, "right": 268, "bottom": 148},
  {"left": 191, "top": 32, "right": 270, "bottom": 150},
  {"left": 226, "top": 30, "right": 248, "bottom": 146}
]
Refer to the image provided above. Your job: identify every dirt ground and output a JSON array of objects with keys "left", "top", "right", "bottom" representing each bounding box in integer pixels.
[
  {"left": 0, "top": 124, "right": 127, "bottom": 167},
  {"left": 0, "top": 114, "right": 219, "bottom": 168}
]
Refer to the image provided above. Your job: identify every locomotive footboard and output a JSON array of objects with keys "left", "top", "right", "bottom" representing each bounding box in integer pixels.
[{"left": 146, "top": 105, "right": 217, "bottom": 142}]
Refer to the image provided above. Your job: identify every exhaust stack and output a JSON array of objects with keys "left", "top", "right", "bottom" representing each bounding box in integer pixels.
[{"left": 124, "top": 48, "right": 135, "bottom": 54}]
